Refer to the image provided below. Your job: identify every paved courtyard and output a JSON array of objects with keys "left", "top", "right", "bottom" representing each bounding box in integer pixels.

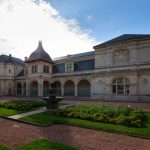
[{"left": 0, "top": 118, "right": 150, "bottom": 150}]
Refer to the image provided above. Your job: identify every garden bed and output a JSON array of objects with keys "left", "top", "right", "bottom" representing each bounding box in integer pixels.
[
  {"left": 0, "top": 99, "right": 46, "bottom": 116},
  {"left": 20, "top": 104, "right": 150, "bottom": 138},
  {"left": 0, "top": 99, "right": 46, "bottom": 111},
  {"left": 49, "top": 104, "right": 145, "bottom": 127}
]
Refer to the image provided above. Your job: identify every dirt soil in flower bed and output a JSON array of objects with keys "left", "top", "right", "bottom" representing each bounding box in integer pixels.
[{"left": 0, "top": 118, "right": 150, "bottom": 150}]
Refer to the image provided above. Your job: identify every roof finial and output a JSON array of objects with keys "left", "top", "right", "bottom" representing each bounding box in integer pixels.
[{"left": 38, "top": 40, "right": 42, "bottom": 47}]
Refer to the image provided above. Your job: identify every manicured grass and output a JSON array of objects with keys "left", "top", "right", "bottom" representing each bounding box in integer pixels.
[
  {"left": 0, "top": 107, "right": 25, "bottom": 116},
  {"left": 0, "top": 144, "right": 10, "bottom": 150},
  {"left": 20, "top": 111, "right": 150, "bottom": 138},
  {"left": 0, "top": 99, "right": 47, "bottom": 116},
  {"left": 0, "top": 139, "right": 78, "bottom": 150},
  {"left": 15, "top": 139, "right": 78, "bottom": 150}
]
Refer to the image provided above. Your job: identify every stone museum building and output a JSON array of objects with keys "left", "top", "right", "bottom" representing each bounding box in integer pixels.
[{"left": 0, "top": 34, "right": 150, "bottom": 101}]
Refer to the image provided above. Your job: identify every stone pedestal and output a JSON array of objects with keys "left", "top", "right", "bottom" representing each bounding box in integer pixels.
[{"left": 42, "top": 97, "right": 63, "bottom": 109}]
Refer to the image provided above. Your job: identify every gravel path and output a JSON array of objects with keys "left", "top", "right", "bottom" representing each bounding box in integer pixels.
[
  {"left": 0, "top": 118, "right": 150, "bottom": 150},
  {"left": 63, "top": 100, "right": 150, "bottom": 111}
]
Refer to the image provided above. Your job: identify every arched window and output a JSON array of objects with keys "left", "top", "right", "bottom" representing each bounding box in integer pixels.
[
  {"left": 64, "top": 80, "right": 75, "bottom": 96},
  {"left": 17, "top": 83, "right": 22, "bottom": 95},
  {"left": 78, "top": 79, "right": 90, "bottom": 97},
  {"left": 112, "top": 78, "right": 129, "bottom": 95},
  {"left": 43, "top": 81, "right": 49, "bottom": 96},
  {"left": 30, "top": 81, "right": 38, "bottom": 96},
  {"left": 54, "top": 81, "right": 61, "bottom": 96}
]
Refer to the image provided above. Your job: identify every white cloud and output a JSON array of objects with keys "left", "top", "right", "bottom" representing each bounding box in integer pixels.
[{"left": 0, "top": 0, "right": 97, "bottom": 60}]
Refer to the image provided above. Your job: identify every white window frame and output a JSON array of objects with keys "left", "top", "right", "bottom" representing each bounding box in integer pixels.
[{"left": 112, "top": 78, "right": 129, "bottom": 95}]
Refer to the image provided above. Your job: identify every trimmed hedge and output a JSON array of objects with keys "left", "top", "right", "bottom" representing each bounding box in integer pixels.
[
  {"left": 0, "top": 100, "right": 46, "bottom": 111},
  {"left": 49, "top": 104, "right": 145, "bottom": 128}
]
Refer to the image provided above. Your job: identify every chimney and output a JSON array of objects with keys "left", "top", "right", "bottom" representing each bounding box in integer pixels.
[
  {"left": 9, "top": 54, "right": 12, "bottom": 60},
  {"left": 24, "top": 57, "right": 28, "bottom": 61}
]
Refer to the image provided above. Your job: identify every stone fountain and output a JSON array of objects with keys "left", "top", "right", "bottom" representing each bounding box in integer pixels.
[{"left": 42, "top": 83, "right": 63, "bottom": 109}]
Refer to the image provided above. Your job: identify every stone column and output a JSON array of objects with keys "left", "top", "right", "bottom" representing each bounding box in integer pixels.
[
  {"left": 90, "top": 79, "right": 94, "bottom": 98},
  {"left": 75, "top": 84, "right": 77, "bottom": 97},
  {"left": 61, "top": 82, "right": 64, "bottom": 96},
  {"left": 129, "top": 75, "right": 138, "bottom": 101},
  {"left": 26, "top": 80, "right": 30, "bottom": 96},
  {"left": 21, "top": 83, "right": 24, "bottom": 96},
  {"left": 38, "top": 78, "right": 43, "bottom": 97}
]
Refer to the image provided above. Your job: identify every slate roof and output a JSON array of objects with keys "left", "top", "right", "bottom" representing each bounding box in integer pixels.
[
  {"left": 26, "top": 41, "right": 53, "bottom": 63},
  {"left": 94, "top": 34, "right": 150, "bottom": 49},
  {"left": 17, "top": 70, "right": 24, "bottom": 77},
  {"left": 0, "top": 54, "right": 24, "bottom": 66},
  {"left": 52, "top": 51, "right": 95, "bottom": 61}
]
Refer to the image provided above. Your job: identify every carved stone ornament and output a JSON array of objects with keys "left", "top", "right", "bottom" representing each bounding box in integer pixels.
[
  {"left": 114, "top": 49, "right": 129, "bottom": 65},
  {"left": 97, "top": 80, "right": 105, "bottom": 85}
]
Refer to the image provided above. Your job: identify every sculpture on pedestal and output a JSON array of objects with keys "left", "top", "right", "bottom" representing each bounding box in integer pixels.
[{"left": 42, "top": 82, "right": 63, "bottom": 109}]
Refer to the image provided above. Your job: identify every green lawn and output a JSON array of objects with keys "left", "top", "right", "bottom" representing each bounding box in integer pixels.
[
  {"left": 15, "top": 139, "right": 78, "bottom": 150},
  {"left": 0, "top": 107, "right": 25, "bottom": 116},
  {"left": 20, "top": 111, "right": 150, "bottom": 138},
  {"left": 0, "top": 144, "right": 10, "bottom": 150},
  {"left": 0, "top": 139, "right": 78, "bottom": 150}
]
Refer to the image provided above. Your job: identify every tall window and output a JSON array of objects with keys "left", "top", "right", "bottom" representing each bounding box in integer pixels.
[
  {"left": 32, "top": 65, "right": 38, "bottom": 73},
  {"left": 8, "top": 69, "right": 11, "bottom": 73},
  {"left": 112, "top": 78, "right": 129, "bottom": 95},
  {"left": 43, "top": 65, "right": 49, "bottom": 73},
  {"left": 25, "top": 69, "right": 28, "bottom": 76}
]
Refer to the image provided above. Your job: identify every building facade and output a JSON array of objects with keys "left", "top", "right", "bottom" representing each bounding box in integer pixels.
[{"left": 0, "top": 34, "right": 150, "bottom": 101}]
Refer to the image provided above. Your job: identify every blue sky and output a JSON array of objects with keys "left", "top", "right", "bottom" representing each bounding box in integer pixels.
[{"left": 48, "top": 0, "right": 150, "bottom": 42}]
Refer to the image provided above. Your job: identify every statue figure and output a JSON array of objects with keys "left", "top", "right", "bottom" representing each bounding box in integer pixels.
[
  {"left": 42, "top": 82, "right": 63, "bottom": 109},
  {"left": 48, "top": 83, "right": 56, "bottom": 99}
]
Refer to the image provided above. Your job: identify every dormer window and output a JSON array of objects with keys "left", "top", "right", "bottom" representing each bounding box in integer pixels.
[
  {"left": 66, "top": 63, "right": 74, "bottom": 73},
  {"left": 32, "top": 65, "right": 37, "bottom": 73}
]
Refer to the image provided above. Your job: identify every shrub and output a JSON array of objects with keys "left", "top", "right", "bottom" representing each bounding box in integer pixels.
[
  {"left": 128, "top": 114, "right": 143, "bottom": 127},
  {"left": 116, "top": 115, "right": 129, "bottom": 126},
  {"left": 130, "top": 119, "right": 142, "bottom": 128},
  {"left": 92, "top": 113, "right": 101, "bottom": 121},
  {"left": 49, "top": 104, "right": 145, "bottom": 128},
  {"left": 108, "top": 117, "right": 116, "bottom": 124},
  {"left": 0, "top": 100, "right": 46, "bottom": 111}
]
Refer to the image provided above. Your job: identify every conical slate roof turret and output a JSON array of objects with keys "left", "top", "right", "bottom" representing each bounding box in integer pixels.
[{"left": 26, "top": 41, "right": 53, "bottom": 63}]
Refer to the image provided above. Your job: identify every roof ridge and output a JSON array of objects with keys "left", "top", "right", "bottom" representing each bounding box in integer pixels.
[{"left": 94, "top": 34, "right": 150, "bottom": 49}]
